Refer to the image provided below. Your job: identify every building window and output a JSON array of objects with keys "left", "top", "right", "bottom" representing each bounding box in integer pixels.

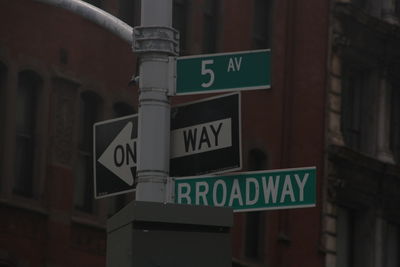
[
  {"left": 108, "top": 102, "right": 135, "bottom": 217},
  {"left": 245, "top": 149, "right": 267, "bottom": 261},
  {"left": 203, "top": 0, "right": 219, "bottom": 53},
  {"left": 383, "top": 223, "right": 399, "bottom": 267},
  {"left": 74, "top": 91, "right": 101, "bottom": 213},
  {"left": 336, "top": 207, "right": 353, "bottom": 267},
  {"left": 253, "top": 0, "right": 273, "bottom": 49},
  {"left": 341, "top": 70, "right": 363, "bottom": 151},
  {"left": 390, "top": 87, "right": 400, "bottom": 163},
  {"left": 0, "top": 61, "right": 6, "bottom": 102},
  {"left": 173, "top": 0, "right": 188, "bottom": 55},
  {"left": 82, "top": 0, "right": 102, "bottom": 8},
  {"left": 396, "top": 0, "right": 400, "bottom": 17},
  {"left": 14, "top": 70, "right": 41, "bottom": 197},
  {"left": 245, "top": 212, "right": 265, "bottom": 260},
  {"left": 248, "top": 148, "right": 267, "bottom": 171},
  {"left": 353, "top": 0, "right": 367, "bottom": 10},
  {"left": 113, "top": 102, "right": 135, "bottom": 117},
  {"left": 337, "top": 207, "right": 374, "bottom": 267},
  {"left": 118, "top": 0, "right": 140, "bottom": 27},
  {"left": 341, "top": 67, "right": 374, "bottom": 153},
  {"left": 0, "top": 62, "right": 7, "bottom": 182}
]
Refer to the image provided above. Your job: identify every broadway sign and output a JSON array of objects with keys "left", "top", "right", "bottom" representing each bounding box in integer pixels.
[{"left": 174, "top": 167, "right": 316, "bottom": 212}]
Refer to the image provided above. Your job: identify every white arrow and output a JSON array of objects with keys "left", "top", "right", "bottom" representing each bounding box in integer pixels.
[{"left": 98, "top": 122, "right": 136, "bottom": 186}]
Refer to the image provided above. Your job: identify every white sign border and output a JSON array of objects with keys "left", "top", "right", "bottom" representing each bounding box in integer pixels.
[{"left": 93, "top": 114, "right": 138, "bottom": 199}]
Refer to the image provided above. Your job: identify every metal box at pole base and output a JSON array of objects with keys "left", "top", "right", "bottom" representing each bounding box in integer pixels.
[{"left": 106, "top": 201, "right": 233, "bottom": 267}]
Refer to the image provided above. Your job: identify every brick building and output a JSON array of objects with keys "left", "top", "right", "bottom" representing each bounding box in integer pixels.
[{"left": 0, "top": 0, "right": 399, "bottom": 267}]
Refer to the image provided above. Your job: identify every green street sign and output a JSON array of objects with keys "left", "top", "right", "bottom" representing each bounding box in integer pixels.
[
  {"left": 174, "top": 167, "right": 316, "bottom": 212},
  {"left": 176, "top": 49, "right": 271, "bottom": 95}
]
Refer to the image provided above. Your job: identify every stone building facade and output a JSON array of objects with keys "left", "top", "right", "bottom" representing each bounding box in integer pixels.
[{"left": 324, "top": 1, "right": 400, "bottom": 267}]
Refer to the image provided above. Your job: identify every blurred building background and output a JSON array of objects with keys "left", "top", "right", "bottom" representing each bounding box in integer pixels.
[{"left": 0, "top": 0, "right": 399, "bottom": 266}]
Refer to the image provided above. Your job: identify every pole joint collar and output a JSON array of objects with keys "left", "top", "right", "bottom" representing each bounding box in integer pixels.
[{"left": 133, "top": 26, "right": 179, "bottom": 56}]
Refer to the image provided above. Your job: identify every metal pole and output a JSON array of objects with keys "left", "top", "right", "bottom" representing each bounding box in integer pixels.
[
  {"left": 33, "top": 0, "right": 132, "bottom": 43},
  {"left": 133, "top": 0, "right": 178, "bottom": 202}
]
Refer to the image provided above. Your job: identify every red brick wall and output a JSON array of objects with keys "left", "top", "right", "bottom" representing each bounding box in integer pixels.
[{"left": 0, "top": 0, "right": 330, "bottom": 266}]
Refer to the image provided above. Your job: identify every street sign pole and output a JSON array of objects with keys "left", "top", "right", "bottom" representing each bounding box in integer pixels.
[
  {"left": 108, "top": 3, "right": 233, "bottom": 267},
  {"left": 133, "top": 0, "right": 178, "bottom": 202}
]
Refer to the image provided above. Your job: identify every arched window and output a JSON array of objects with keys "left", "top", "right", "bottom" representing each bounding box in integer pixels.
[
  {"left": 74, "top": 91, "right": 101, "bottom": 212},
  {"left": 14, "top": 70, "right": 42, "bottom": 197}
]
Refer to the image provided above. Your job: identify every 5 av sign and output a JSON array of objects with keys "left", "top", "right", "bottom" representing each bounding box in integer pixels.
[{"left": 176, "top": 49, "right": 271, "bottom": 95}]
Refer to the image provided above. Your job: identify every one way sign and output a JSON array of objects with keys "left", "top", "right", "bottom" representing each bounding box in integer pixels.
[
  {"left": 93, "top": 93, "right": 240, "bottom": 198},
  {"left": 170, "top": 93, "right": 241, "bottom": 177},
  {"left": 94, "top": 114, "right": 138, "bottom": 199}
]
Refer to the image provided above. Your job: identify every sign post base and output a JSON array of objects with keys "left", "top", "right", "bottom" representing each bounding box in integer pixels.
[{"left": 106, "top": 201, "right": 233, "bottom": 267}]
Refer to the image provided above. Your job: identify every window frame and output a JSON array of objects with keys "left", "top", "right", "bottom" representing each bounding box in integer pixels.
[
  {"left": 202, "top": 0, "right": 220, "bottom": 53},
  {"left": 74, "top": 90, "right": 102, "bottom": 213},
  {"left": 173, "top": 0, "right": 188, "bottom": 55},
  {"left": 252, "top": 0, "right": 273, "bottom": 49},
  {"left": 0, "top": 62, "right": 7, "bottom": 194},
  {"left": 118, "top": 0, "right": 141, "bottom": 27},
  {"left": 13, "top": 70, "right": 43, "bottom": 198},
  {"left": 244, "top": 149, "right": 268, "bottom": 262},
  {"left": 390, "top": 86, "right": 400, "bottom": 163},
  {"left": 341, "top": 66, "right": 377, "bottom": 155}
]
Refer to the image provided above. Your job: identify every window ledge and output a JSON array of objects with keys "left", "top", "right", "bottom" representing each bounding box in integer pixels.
[
  {"left": 328, "top": 144, "right": 400, "bottom": 177},
  {"left": 71, "top": 214, "right": 106, "bottom": 230},
  {"left": 334, "top": 2, "right": 400, "bottom": 39},
  {"left": 0, "top": 197, "right": 48, "bottom": 216}
]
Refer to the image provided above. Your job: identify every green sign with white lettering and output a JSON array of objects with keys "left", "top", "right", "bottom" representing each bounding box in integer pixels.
[
  {"left": 174, "top": 167, "right": 316, "bottom": 212},
  {"left": 176, "top": 49, "right": 271, "bottom": 95}
]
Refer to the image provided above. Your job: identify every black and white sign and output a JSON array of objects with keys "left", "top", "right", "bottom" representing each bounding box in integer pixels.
[
  {"left": 93, "top": 93, "right": 241, "bottom": 199},
  {"left": 170, "top": 92, "right": 241, "bottom": 177},
  {"left": 94, "top": 114, "right": 138, "bottom": 199}
]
